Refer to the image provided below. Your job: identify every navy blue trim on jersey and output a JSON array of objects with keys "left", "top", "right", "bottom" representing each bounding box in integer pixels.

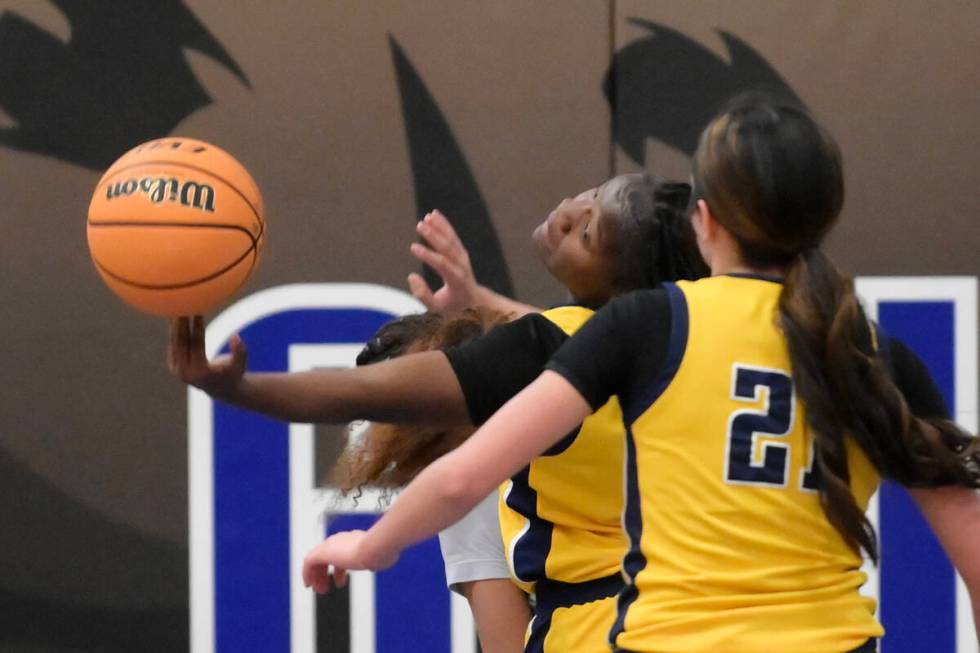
[
  {"left": 506, "top": 425, "right": 583, "bottom": 583},
  {"left": 505, "top": 465, "right": 552, "bottom": 583},
  {"left": 611, "top": 283, "right": 687, "bottom": 646},
  {"left": 622, "top": 282, "right": 689, "bottom": 424},
  {"left": 525, "top": 573, "right": 624, "bottom": 653},
  {"left": 609, "top": 423, "right": 645, "bottom": 648},
  {"left": 536, "top": 572, "right": 624, "bottom": 610}
]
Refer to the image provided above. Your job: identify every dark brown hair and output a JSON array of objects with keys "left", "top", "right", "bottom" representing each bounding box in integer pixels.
[{"left": 693, "top": 95, "right": 980, "bottom": 563}]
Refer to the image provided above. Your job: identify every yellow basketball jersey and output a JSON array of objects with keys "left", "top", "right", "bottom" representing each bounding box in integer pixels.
[
  {"left": 497, "top": 306, "right": 629, "bottom": 593},
  {"left": 613, "top": 276, "right": 883, "bottom": 652}
]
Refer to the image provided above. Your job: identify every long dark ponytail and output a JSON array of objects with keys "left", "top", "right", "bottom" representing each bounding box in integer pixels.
[{"left": 693, "top": 97, "right": 979, "bottom": 563}]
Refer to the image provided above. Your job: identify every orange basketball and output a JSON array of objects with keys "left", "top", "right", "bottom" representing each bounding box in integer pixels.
[{"left": 87, "top": 137, "right": 265, "bottom": 317}]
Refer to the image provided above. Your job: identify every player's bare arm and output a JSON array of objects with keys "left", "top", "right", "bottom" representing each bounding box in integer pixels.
[
  {"left": 168, "top": 315, "right": 470, "bottom": 426},
  {"left": 408, "top": 210, "right": 540, "bottom": 318}
]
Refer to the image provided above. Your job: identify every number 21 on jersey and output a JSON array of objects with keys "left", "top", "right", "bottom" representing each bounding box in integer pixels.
[{"left": 724, "top": 364, "right": 820, "bottom": 491}]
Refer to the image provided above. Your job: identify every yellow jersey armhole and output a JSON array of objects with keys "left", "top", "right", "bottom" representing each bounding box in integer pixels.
[{"left": 541, "top": 306, "right": 596, "bottom": 337}]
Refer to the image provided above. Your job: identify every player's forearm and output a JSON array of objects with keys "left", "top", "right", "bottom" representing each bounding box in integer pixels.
[
  {"left": 360, "top": 453, "right": 493, "bottom": 567},
  {"left": 472, "top": 286, "right": 541, "bottom": 319},
  {"left": 359, "top": 371, "right": 593, "bottom": 567},
  {"left": 910, "top": 485, "right": 980, "bottom": 636},
  {"left": 227, "top": 370, "right": 374, "bottom": 424},
  {"left": 204, "top": 351, "right": 471, "bottom": 426}
]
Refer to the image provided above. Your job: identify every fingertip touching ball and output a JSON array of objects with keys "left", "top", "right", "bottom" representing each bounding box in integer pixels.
[{"left": 87, "top": 137, "right": 265, "bottom": 317}]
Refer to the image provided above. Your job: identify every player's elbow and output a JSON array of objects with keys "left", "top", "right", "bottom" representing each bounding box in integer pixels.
[{"left": 436, "top": 457, "right": 489, "bottom": 508}]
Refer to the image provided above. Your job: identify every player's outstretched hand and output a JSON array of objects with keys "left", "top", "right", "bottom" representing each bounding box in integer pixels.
[
  {"left": 302, "top": 530, "right": 400, "bottom": 594},
  {"left": 168, "top": 315, "right": 247, "bottom": 400},
  {"left": 408, "top": 210, "right": 481, "bottom": 315}
]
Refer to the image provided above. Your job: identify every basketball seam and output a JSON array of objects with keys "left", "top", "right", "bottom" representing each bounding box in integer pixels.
[
  {"left": 88, "top": 221, "right": 258, "bottom": 248},
  {"left": 92, "top": 241, "right": 257, "bottom": 291},
  {"left": 96, "top": 160, "right": 265, "bottom": 236}
]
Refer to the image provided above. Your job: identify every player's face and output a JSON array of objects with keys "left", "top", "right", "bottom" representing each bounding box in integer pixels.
[{"left": 532, "top": 178, "right": 625, "bottom": 307}]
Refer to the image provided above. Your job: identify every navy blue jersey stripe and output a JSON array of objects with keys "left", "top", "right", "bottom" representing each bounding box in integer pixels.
[
  {"left": 528, "top": 573, "right": 623, "bottom": 653},
  {"left": 609, "top": 424, "right": 645, "bottom": 647},
  {"left": 505, "top": 465, "right": 553, "bottom": 583},
  {"left": 524, "top": 613, "right": 550, "bottom": 653},
  {"left": 506, "top": 427, "right": 581, "bottom": 583},
  {"left": 622, "top": 282, "right": 689, "bottom": 424},
  {"left": 536, "top": 573, "right": 623, "bottom": 612},
  {"left": 611, "top": 283, "right": 688, "bottom": 646}
]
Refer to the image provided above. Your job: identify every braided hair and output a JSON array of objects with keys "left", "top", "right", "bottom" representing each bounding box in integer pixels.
[{"left": 607, "top": 174, "right": 709, "bottom": 293}]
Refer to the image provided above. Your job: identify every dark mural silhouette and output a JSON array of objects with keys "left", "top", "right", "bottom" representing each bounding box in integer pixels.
[
  {"left": 0, "top": 6, "right": 810, "bottom": 651},
  {"left": 0, "top": 0, "right": 249, "bottom": 170},
  {"left": 386, "top": 20, "right": 804, "bottom": 302},
  {"left": 389, "top": 35, "right": 515, "bottom": 299},
  {"left": 0, "top": 446, "right": 187, "bottom": 652},
  {"left": 603, "top": 19, "right": 803, "bottom": 163},
  {"left": 0, "top": 1, "right": 246, "bottom": 650}
]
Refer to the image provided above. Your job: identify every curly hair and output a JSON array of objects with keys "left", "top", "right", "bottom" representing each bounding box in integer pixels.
[{"left": 331, "top": 308, "right": 510, "bottom": 501}]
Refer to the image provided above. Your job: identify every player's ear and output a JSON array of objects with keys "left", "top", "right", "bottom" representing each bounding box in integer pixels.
[
  {"left": 695, "top": 199, "right": 728, "bottom": 241},
  {"left": 689, "top": 199, "right": 718, "bottom": 267}
]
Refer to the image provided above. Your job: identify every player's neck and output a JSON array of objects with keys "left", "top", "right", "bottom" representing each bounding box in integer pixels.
[
  {"left": 701, "top": 219, "right": 788, "bottom": 280},
  {"left": 709, "top": 250, "right": 787, "bottom": 280}
]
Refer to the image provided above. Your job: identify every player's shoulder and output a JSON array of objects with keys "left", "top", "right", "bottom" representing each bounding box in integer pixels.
[
  {"left": 604, "top": 286, "right": 673, "bottom": 322},
  {"left": 541, "top": 305, "right": 595, "bottom": 336}
]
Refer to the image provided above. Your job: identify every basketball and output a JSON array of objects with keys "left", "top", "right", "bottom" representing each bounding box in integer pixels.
[{"left": 86, "top": 137, "right": 265, "bottom": 317}]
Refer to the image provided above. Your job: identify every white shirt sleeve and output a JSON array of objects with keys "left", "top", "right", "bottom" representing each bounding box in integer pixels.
[{"left": 437, "top": 490, "right": 512, "bottom": 594}]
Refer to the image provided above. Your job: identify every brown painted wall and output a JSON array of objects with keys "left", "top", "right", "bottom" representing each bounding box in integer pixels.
[
  {"left": 614, "top": 1, "right": 979, "bottom": 273},
  {"left": 0, "top": 1, "right": 976, "bottom": 650}
]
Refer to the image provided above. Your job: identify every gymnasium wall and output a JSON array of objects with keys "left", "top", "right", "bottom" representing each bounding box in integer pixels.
[{"left": 0, "top": 2, "right": 976, "bottom": 652}]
